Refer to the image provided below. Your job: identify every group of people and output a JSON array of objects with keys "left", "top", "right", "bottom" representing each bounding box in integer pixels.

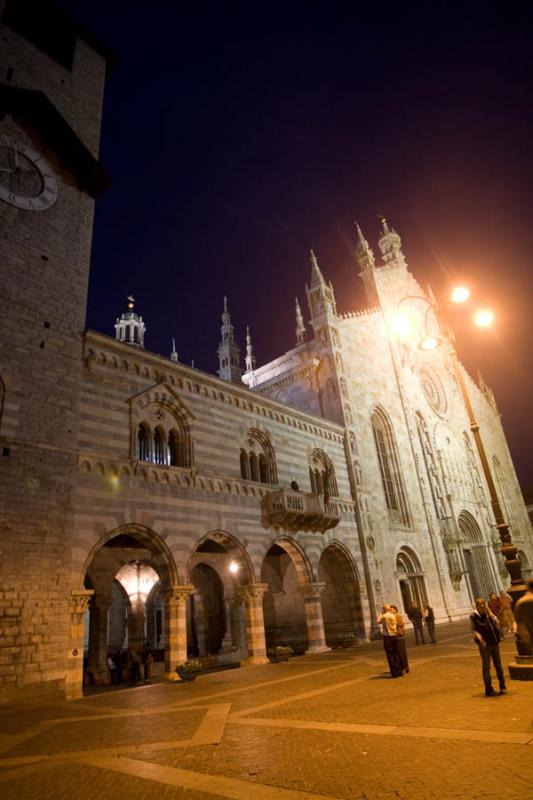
[
  {"left": 107, "top": 648, "right": 153, "bottom": 685},
  {"left": 377, "top": 589, "right": 520, "bottom": 698},
  {"left": 377, "top": 601, "right": 436, "bottom": 678}
]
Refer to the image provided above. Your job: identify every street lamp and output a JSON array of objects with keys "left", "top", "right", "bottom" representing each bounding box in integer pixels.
[{"left": 390, "top": 289, "right": 532, "bottom": 679}]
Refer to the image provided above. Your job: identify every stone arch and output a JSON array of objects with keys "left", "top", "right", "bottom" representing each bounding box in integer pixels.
[
  {"left": 458, "top": 509, "right": 497, "bottom": 601},
  {"left": 260, "top": 537, "right": 313, "bottom": 653},
  {"left": 186, "top": 530, "right": 254, "bottom": 663},
  {"left": 318, "top": 541, "right": 365, "bottom": 643},
  {"left": 186, "top": 530, "right": 255, "bottom": 585},
  {"left": 74, "top": 524, "right": 181, "bottom": 697},
  {"left": 395, "top": 545, "right": 428, "bottom": 613}
]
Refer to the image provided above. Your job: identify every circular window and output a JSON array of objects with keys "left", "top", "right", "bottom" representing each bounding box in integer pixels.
[{"left": 419, "top": 364, "right": 448, "bottom": 417}]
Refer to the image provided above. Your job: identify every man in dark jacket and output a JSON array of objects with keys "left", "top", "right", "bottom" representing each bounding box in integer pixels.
[
  {"left": 470, "top": 597, "right": 506, "bottom": 697},
  {"left": 408, "top": 602, "right": 425, "bottom": 645}
]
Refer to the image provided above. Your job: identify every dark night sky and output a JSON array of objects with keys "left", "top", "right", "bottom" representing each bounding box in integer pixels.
[{"left": 62, "top": 1, "right": 533, "bottom": 487}]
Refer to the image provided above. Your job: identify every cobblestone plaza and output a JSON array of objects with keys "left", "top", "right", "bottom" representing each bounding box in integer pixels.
[{"left": 1, "top": 624, "right": 532, "bottom": 800}]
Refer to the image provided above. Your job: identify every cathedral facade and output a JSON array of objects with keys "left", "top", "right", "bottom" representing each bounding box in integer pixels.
[{"left": 1, "top": 2, "right": 532, "bottom": 702}]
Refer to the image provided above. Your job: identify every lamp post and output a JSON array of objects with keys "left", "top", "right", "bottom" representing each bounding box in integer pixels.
[{"left": 390, "top": 291, "right": 532, "bottom": 679}]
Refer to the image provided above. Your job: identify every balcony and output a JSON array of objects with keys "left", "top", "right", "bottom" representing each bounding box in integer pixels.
[{"left": 263, "top": 488, "right": 340, "bottom": 533}]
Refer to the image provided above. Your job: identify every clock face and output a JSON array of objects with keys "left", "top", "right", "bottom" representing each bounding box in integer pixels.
[{"left": 0, "top": 135, "right": 58, "bottom": 211}]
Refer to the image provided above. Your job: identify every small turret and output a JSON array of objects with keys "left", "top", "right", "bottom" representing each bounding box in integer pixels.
[
  {"left": 114, "top": 295, "right": 146, "bottom": 348},
  {"left": 217, "top": 297, "right": 242, "bottom": 383},
  {"left": 295, "top": 297, "right": 306, "bottom": 345},
  {"left": 377, "top": 215, "right": 406, "bottom": 269}
]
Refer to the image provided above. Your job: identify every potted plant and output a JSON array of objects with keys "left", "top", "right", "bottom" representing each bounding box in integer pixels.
[
  {"left": 268, "top": 644, "right": 294, "bottom": 663},
  {"left": 338, "top": 632, "right": 357, "bottom": 649},
  {"left": 176, "top": 658, "right": 202, "bottom": 681}
]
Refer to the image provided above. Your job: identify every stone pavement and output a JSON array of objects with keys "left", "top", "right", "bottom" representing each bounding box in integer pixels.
[{"left": 1, "top": 622, "right": 532, "bottom": 800}]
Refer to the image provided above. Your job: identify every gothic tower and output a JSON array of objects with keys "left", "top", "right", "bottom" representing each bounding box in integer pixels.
[
  {"left": 0, "top": 0, "right": 109, "bottom": 700},
  {"left": 217, "top": 297, "right": 242, "bottom": 383}
]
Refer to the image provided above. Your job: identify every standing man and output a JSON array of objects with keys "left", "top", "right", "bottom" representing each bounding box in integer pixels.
[
  {"left": 423, "top": 603, "right": 436, "bottom": 644},
  {"left": 408, "top": 602, "right": 425, "bottom": 645},
  {"left": 470, "top": 597, "right": 506, "bottom": 697},
  {"left": 391, "top": 604, "right": 409, "bottom": 674},
  {"left": 377, "top": 605, "right": 403, "bottom": 678}
]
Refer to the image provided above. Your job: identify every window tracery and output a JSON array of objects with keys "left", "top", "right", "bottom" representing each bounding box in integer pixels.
[
  {"left": 239, "top": 428, "right": 277, "bottom": 485},
  {"left": 371, "top": 406, "right": 411, "bottom": 527}
]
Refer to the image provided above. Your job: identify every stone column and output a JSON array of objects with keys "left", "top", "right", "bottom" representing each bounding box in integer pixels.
[
  {"left": 298, "top": 582, "right": 330, "bottom": 655},
  {"left": 128, "top": 605, "right": 145, "bottom": 655},
  {"left": 163, "top": 585, "right": 194, "bottom": 680},
  {"left": 87, "top": 582, "right": 113, "bottom": 685},
  {"left": 66, "top": 589, "right": 94, "bottom": 700},
  {"left": 239, "top": 583, "right": 269, "bottom": 666}
]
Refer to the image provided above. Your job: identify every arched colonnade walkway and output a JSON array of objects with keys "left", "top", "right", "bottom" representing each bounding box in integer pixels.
[{"left": 67, "top": 526, "right": 364, "bottom": 698}]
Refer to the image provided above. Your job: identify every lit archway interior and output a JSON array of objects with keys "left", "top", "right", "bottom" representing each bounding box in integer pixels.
[{"left": 318, "top": 544, "right": 364, "bottom": 644}]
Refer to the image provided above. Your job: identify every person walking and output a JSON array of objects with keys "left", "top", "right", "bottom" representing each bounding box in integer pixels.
[
  {"left": 391, "top": 604, "right": 409, "bottom": 674},
  {"left": 470, "top": 597, "right": 506, "bottom": 697},
  {"left": 377, "top": 605, "right": 403, "bottom": 678},
  {"left": 408, "top": 602, "right": 425, "bottom": 645},
  {"left": 423, "top": 603, "right": 436, "bottom": 644},
  {"left": 499, "top": 590, "right": 515, "bottom": 635}
]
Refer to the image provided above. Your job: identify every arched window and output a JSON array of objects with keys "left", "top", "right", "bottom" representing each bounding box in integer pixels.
[
  {"left": 240, "top": 429, "right": 277, "bottom": 485},
  {"left": 492, "top": 456, "right": 519, "bottom": 535},
  {"left": 416, "top": 413, "right": 445, "bottom": 520},
  {"left": 138, "top": 423, "right": 151, "bottom": 461},
  {"left": 371, "top": 407, "right": 411, "bottom": 527},
  {"left": 258, "top": 453, "right": 268, "bottom": 484},
  {"left": 249, "top": 451, "right": 259, "bottom": 482},
  {"left": 309, "top": 450, "right": 338, "bottom": 499},
  {"left": 153, "top": 427, "right": 165, "bottom": 464},
  {"left": 240, "top": 449, "right": 249, "bottom": 480}
]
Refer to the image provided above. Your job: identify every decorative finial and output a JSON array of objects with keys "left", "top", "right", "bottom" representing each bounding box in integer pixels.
[
  {"left": 295, "top": 296, "right": 306, "bottom": 344},
  {"left": 127, "top": 294, "right": 135, "bottom": 310},
  {"left": 170, "top": 337, "right": 178, "bottom": 362},
  {"left": 245, "top": 325, "right": 256, "bottom": 372}
]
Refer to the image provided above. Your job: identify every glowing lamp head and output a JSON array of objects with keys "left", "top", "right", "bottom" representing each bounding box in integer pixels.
[
  {"left": 451, "top": 286, "right": 470, "bottom": 304},
  {"left": 419, "top": 336, "right": 440, "bottom": 351},
  {"left": 473, "top": 309, "right": 494, "bottom": 328},
  {"left": 229, "top": 560, "right": 239, "bottom": 575},
  {"left": 389, "top": 311, "right": 412, "bottom": 338}
]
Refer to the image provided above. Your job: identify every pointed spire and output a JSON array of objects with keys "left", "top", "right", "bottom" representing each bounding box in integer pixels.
[
  {"left": 170, "top": 337, "right": 178, "bottom": 362},
  {"left": 217, "top": 296, "right": 242, "bottom": 383},
  {"left": 245, "top": 325, "right": 256, "bottom": 372},
  {"left": 295, "top": 296, "right": 306, "bottom": 344},
  {"left": 309, "top": 249, "right": 326, "bottom": 287},
  {"left": 354, "top": 221, "right": 375, "bottom": 271}
]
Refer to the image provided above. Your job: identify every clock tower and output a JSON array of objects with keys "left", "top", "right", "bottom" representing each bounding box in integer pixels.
[{"left": 0, "top": 0, "right": 110, "bottom": 700}]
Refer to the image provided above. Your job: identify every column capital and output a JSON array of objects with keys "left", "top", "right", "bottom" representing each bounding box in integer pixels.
[
  {"left": 69, "top": 589, "right": 94, "bottom": 616},
  {"left": 163, "top": 584, "right": 195, "bottom": 605},
  {"left": 238, "top": 583, "right": 269, "bottom": 602},
  {"left": 298, "top": 581, "right": 327, "bottom": 600}
]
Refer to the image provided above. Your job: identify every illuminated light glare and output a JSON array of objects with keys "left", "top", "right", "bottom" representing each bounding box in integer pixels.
[
  {"left": 229, "top": 560, "right": 239, "bottom": 574},
  {"left": 389, "top": 312, "right": 412, "bottom": 338},
  {"left": 109, "top": 474, "right": 119, "bottom": 487},
  {"left": 451, "top": 286, "right": 470, "bottom": 303},
  {"left": 473, "top": 309, "right": 494, "bottom": 328},
  {"left": 420, "top": 336, "right": 440, "bottom": 351}
]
